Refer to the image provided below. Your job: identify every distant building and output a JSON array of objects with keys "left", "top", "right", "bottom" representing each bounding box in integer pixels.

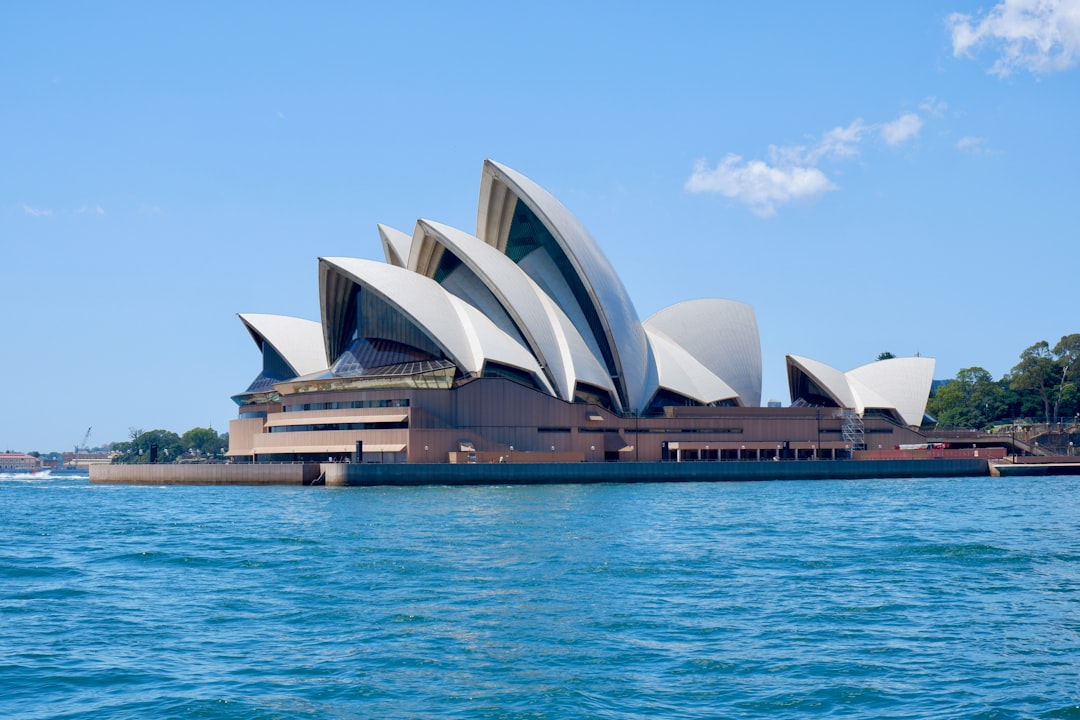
[
  {"left": 1, "top": 453, "right": 41, "bottom": 473},
  {"left": 228, "top": 160, "right": 935, "bottom": 463},
  {"left": 61, "top": 451, "right": 115, "bottom": 469}
]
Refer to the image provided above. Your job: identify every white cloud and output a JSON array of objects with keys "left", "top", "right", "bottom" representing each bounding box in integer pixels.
[
  {"left": 685, "top": 155, "right": 836, "bottom": 217},
  {"left": 77, "top": 205, "right": 105, "bottom": 215},
  {"left": 956, "top": 136, "right": 989, "bottom": 153},
  {"left": 21, "top": 203, "right": 53, "bottom": 217},
  {"left": 808, "top": 119, "right": 868, "bottom": 162},
  {"left": 948, "top": 0, "right": 1080, "bottom": 76},
  {"left": 687, "top": 111, "right": 926, "bottom": 216},
  {"left": 919, "top": 96, "right": 949, "bottom": 117},
  {"left": 880, "top": 113, "right": 923, "bottom": 145}
]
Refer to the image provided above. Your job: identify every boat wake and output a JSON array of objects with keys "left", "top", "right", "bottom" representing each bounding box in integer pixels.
[{"left": 0, "top": 470, "right": 88, "bottom": 482}]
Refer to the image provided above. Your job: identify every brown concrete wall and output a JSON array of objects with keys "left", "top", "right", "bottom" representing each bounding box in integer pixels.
[
  {"left": 250, "top": 429, "right": 408, "bottom": 453},
  {"left": 228, "top": 418, "right": 266, "bottom": 455}
]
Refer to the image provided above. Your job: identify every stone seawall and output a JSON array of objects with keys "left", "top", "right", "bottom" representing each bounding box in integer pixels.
[
  {"left": 90, "top": 459, "right": 990, "bottom": 487},
  {"left": 321, "top": 458, "right": 989, "bottom": 486},
  {"left": 90, "top": 463, "right": 320, "bottom": 486}
]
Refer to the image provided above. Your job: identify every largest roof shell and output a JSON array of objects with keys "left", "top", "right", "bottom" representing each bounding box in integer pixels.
[
  {"left": 476, "top": 160, "right": 655, "bottom": 413},
  {"left": 407, "top": 219, "right": 616, "bottom": 406}
]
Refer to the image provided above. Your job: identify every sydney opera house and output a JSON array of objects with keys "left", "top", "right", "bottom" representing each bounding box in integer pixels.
[{"left": 227, "top": 160, "right": 935, "bottom": 464}]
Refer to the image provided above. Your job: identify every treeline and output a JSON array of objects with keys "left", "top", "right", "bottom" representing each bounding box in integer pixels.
[
  {"left": 928, "top": 334, "right": 1080, "bottom": 429},
  {"left": 111, "top": 427, "right": 230, "bottom": 464}
]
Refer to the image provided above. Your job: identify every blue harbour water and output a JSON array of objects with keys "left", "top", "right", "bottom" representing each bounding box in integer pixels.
[{"left": 3, "top": 472, "right": 1080, "bottom": 719}]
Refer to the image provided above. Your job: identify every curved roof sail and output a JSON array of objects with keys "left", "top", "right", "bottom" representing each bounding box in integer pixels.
[
  {"left": 476, "top": 159, "right": 654, "bottom": 413},
  {"left": 378, "top": 225, "right": 412, "bottom": 268},
  {"left": 787, "top": 355, "right": 858, "bottom": 409},
  {"left": 238, "top": 313, "right": 327, "bottom": 377},
  {"left": 787, "top": 354, "right": 935, "bottom": 427},
  {"left": 408, "top": 219, "right": 616, "bottom": 407},
  {"left": 644, "top": 299, "right": 761, "bottom": 406},
  {"left": 848, "top": 357, "right": 936, "bottom": 427},
  {"left": 319, "top": 257, "right": 549, "bottom": 390},
  {"left": 645, "top": 328, "right": 741, "bottom": 406}
]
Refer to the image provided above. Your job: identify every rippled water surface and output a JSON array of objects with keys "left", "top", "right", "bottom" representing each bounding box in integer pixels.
[{"left": 3, "top": 473, "right": 1080, "bottom": 719}]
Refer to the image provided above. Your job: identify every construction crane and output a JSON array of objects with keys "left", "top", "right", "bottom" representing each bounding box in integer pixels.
[{"left": 76, "top": 426, "right": 92, "bottom": 453}]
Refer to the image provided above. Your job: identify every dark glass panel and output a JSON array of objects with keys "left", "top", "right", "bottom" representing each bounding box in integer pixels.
[{"left": 332, "top": 337, "right": 438, "bottom": 377}]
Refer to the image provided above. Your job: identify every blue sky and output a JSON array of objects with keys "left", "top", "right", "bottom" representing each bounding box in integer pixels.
[{"left": 3, "top": 1, "right": 1078, "bottom": 452}]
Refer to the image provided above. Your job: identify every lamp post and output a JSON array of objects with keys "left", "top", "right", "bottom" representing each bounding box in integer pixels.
[
  {"left": 424, "top": 445, "right": 429, "bottom": 463},
  {"left": 816, "top": 408, "right": 821, "bottom": 453}
]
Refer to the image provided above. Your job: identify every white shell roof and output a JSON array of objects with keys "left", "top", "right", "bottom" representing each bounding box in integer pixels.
[
  {"left": 319, "top": 257, "right": 548, "bottom": 387},
  {"left": 476, "top": 159, "right": 654, "bottom": 413},
  {"left": 787, "top": 355, "right": 858, "bottom": 409},
  {"left": 448, "top": 296, "right": 553, "bottom": 393},
  {"left": 848, "top": 357, "right": 936, "bottom": 427},
  {"left": 408, "top": 219, "right": 616, "bottom": 406},
  {"left": 787, "top": 354, "right": 936, "bottom": 427},
  {"left": 240, "top": 159, "right": 780, "bottom": 418},
  {"left": 378, "top": 225, "right": 411, "bottom": 268},
  {"left": 645, "top": 328, "right": 740, "bottom": 406},
  {"left": 238, "top": 313, "right": 327, "bottom": 377},
  {"left": 644, "top": 299, "right": 762, "bottom": 406},
  {"left": 532, "top": 281, "right": 619, "bottom": 402}
]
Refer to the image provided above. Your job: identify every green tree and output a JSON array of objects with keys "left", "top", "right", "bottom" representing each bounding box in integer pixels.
[
  {"left": 1008, "top": 337, "right": 1080, "bottom": 423},
  {"left": 996, "top": 378, "right": 1024, "bottom": 421},
  {"left": 876, "top": 351, "right": 896, "bottom": 361},
  {"left": 111, "top": 428, "right": 184, "bottom": 463},
  {"left": 181, "top": 427, "right": 229, "bottom": 460},
  {"left": 1009, "top": 342, "right": 1055, "bottom": 423},
  {"left": 927, "top": 367, "right": 1007, "bottom": 429},
  {"left": 1052, "top": 334, "right": 1080, "bottom": 421}
]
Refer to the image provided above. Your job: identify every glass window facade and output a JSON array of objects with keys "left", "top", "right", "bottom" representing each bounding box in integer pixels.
[
  {"left": 284, "top": 398, "right": 410, "bottom": 412},
  {"left": 269, "top": 418, "right": 408, "bottom": 432},
  {"left": 333, "top": 337, "right": 439, "bottom": 378}
]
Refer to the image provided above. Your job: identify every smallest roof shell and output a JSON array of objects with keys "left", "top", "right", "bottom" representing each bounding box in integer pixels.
[
  {"left": 238, "top": 313, "right": 327, "bottom": 378},
  {"left": 787, "top": 354, "right": 935, "bottom": 427}
]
